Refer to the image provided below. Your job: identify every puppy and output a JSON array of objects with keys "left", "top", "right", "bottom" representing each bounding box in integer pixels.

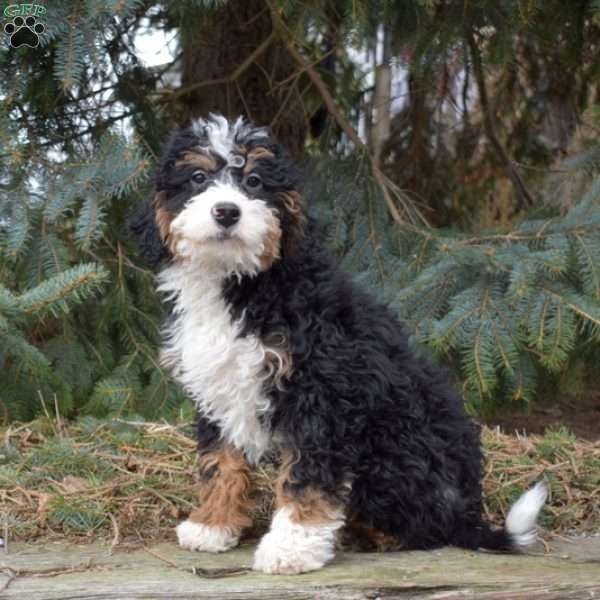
[{"left": 131, "top": 114, "right": 547, "bottom": 575}]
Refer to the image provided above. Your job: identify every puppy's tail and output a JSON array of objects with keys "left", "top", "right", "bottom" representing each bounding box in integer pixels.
[{"left": 479, "top": 481, "right": 548, "bottom": 551}]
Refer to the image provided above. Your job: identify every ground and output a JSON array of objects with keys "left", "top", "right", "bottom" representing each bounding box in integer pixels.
[
  {"left": 486, "top": 392, "right": 600, "bottom": 441},
  {"left": 2, "top": 536, "right": 600, "bottom": 599},
  {"left": 2, "top": 420, "right": 600, "bottom": 598}
]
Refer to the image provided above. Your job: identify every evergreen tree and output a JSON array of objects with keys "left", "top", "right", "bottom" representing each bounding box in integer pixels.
[{"left": 2, "top": 0, "right": 600, "bottom": 422}]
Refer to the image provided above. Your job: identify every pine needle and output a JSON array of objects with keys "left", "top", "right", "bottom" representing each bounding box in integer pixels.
[{"left": 1, "top": 420, "right": 598, "bottom": 545}]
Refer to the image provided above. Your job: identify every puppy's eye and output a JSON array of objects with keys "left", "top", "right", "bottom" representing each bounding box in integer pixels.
[
  {"left": 246, "top": 174, "right": 262, "bottom": 189},
  {"left": 191, "top": 170, "right": 207, "bottom": 185}
]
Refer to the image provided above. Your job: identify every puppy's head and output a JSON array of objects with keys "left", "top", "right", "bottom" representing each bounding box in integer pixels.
[{"left": 131, "top": 115, "right": 305, "bottom": 276}]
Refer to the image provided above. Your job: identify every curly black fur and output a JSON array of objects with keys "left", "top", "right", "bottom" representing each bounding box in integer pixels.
[{"left": 222, "top": 224, "right": 512, "bottom": 550}]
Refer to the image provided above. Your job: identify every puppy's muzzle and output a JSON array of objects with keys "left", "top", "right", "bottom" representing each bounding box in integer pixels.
[{"left": 211, "top": 202, "right": 241, "bottom": 229}]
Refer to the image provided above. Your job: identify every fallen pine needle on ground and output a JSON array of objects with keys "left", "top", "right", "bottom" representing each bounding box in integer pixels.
[{"left": 1, "top": 417, "right": 599, "bottom": 545}]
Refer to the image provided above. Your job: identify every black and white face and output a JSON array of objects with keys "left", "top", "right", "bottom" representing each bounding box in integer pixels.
[{"left": 136, "top": 115, "right": 305, "bottom": 277}]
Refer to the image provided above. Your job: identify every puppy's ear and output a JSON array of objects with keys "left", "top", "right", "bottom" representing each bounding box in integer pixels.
[
  {"left": 129, "top": 194, "right": 169, "bottom": 266},
  {"left": 278, "top": 190, "right": 307, "bottom": 257}
]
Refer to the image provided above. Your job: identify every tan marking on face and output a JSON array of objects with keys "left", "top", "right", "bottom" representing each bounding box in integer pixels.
[
  {"left": 259, "top": 210, "right": 282, "bottom": 270},
  {"left": 263, "top": 332, "right": 293, "bottom": 386},
  {"left": 244, "top": 147, "right": 275, "bottom": 174},
  {"left": 175, "top": 150, "right": 218, "bottom": 172},
  {"left": 187, "top": 446, "right": 254, "bottom": 532},
  {"left": 275, "top": 452, "right": 342, "bottom": 525},
  {"left": 278, "top": 191, "right": 307, "bottom": 255},
  {"left": 152, "top": 192, "right": 182, "bottom": 256}
]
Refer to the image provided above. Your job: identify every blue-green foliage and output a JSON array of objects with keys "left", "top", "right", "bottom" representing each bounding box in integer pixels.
[
  {"left": 41, "top": 1, "right": 144, "bottom": 90},
  {"left": 5, "top": 145, "right": 600, "bottom": 421},
  {"left": 0, "top": 132, "right": 188, "bottom": 423},
  {"left": 307, "top": 154, "right": 600, "bottom": 413},
  {"left": 2, "top": 0, "right": 600, "bottom": 423}
]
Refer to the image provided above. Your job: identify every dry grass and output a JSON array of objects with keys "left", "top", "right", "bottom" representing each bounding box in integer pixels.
[
  {"left": 1, "top": 418, "right": 599, "bottom": 545},
  {"left": 481, "top": 426, "right": 600, "bottom": 533}
]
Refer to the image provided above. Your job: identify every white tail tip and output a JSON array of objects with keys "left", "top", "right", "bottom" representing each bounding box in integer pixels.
[{"left": 505, "top": 481, "right": 548, "bottom": 548}]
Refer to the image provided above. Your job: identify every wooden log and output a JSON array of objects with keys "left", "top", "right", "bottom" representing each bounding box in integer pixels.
[{"left": 1, "top": 537, "right": 600, "bottom": 599}]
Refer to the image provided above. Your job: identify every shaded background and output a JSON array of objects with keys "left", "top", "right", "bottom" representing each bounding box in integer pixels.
[{"left": 2, "top": 0, "right": 600, "bottom": 432}]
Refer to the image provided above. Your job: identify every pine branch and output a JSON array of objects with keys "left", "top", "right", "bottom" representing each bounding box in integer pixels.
[{"left": 18, "top": 263, "right": 109, "bottom": 317}]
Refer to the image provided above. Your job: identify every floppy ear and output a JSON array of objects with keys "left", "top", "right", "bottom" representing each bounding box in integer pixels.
[
  {"left": 129, "top": 195, "right": 169, "bottom": 266},
  {"left": 278, "top": 190, "right": 307, "bottom": 257}
]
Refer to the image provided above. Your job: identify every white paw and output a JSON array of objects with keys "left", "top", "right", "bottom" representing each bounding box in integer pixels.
[
  {"left": 176, "top": 520, "right": 239, "bottom": 553},
  {"left": 253, "top": 531, "right": 329, "bottom": 574},
  {"left": 252, "top": 506, "right": 341, "bottom": 575}
]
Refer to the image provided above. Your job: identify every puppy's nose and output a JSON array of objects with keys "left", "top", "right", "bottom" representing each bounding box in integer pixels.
[{"left": 211, "top": 202, "right": 241, "bottom": 229}]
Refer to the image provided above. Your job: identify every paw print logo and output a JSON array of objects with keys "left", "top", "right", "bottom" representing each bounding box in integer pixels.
[{"left": 4, "top": 15, "right": 45, "bottom": 48}]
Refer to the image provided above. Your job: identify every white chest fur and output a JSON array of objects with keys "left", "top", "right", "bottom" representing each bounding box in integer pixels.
[{"left": 157, "top": 263, "right": 271, "bottom": 463}]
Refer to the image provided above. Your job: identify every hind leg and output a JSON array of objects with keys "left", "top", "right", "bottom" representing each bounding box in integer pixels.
[
  {"left": 341, "top": 518, "right": 403, "bottom": 552},
  {"left": 349, "top": 454, "right": 477, "bottom": 550}
]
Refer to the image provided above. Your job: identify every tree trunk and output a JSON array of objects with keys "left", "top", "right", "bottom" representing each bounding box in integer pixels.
[
  {"left": 178, "top": 0, "right": 307, "bottom": 156},
  {"left": 373, "top": 26, "right": 392, "bottom": 166}
]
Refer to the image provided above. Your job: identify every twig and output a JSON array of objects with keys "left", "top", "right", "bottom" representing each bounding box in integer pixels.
[
  {"left": 37, "top": 391, "right": 58, "bottom": 437},
  {"left": 466, "top": 29, "right": 534, "bottom": 211},
  {"left": 2, "top": 513, "right": 7, "bottom": 554},
  {"left": 53, "top": 394, "right": 63, "bottom": 438},
  {"left": 270, "top": 46, "right": 336, "bottom": 92},
  {"left": 2, "top": 424, "right": 11, "bottom": 448},
  {"left": 144, "top": 546, "right": 183, "bottom": 570},
  {"left": 0, "top": 570, "right": 16, "bottom": 593},
  {"left": 2, "top": 560, "right": 99, "bottom": 579},
  {"left": 267, "top": 1, "right": 425, "bottom": 226},
  {"left": 36, "top": 110, "right": 137, "bottom": 149},
  {"left": 108, "top": 512, "right": 121, "bottom": 548},
  {"left": 158, "top": 31, "right": 275, "bottom": 103},
  {"left": 269, "top": 78, "right": 302, "bottom": 130},
  {"left": 513, "top": 161, "right": 569, "bottom": 174}
]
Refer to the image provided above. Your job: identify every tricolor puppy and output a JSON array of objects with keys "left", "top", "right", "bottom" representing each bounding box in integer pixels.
[{"left": 131, "top": 114, "right": 547, "bottom": 575}]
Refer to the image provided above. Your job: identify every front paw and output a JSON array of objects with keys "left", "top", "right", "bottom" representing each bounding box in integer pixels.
[
  {"left": 253, "top": 530, "right": 331, "bottom": 574},
  {"left": 252, "top": 507, "right": 338, "bottom": 575},
  {"left": 176, "top": 520, "right": 239, "bottom": 553}
]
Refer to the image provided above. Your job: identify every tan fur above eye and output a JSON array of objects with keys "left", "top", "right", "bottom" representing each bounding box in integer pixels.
[
  {"left": 175, "top": 151, "right": 218, "bottom": 172},
  {"left": 244, "top": 146, "right": 275, "bottom": 173}
]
